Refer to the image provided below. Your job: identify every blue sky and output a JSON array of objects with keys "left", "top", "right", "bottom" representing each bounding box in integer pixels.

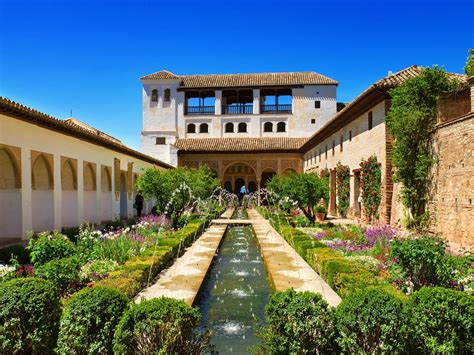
[{"left": 0, "top": 0, "right": 472, "bottom": 149}]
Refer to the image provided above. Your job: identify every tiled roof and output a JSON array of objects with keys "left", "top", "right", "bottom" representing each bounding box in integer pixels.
[
  {"left": 0, "top": 97, "right": 173, "bottom": 169},
  {"left": 174, "top": 137, "right": 307, "bottom": 152},
  {"left": 141, "top": 70, "right": 338, "bottom": 88},
  {"left": 300, "top": 65, "right": 468, "bottom": 152}
]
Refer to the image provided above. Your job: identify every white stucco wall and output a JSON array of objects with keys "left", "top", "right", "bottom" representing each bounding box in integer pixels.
[{"left": 0, "top": 113, "right": 167, "bottom": 241}]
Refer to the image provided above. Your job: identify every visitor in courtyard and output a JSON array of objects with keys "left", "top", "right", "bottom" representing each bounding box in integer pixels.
[
  {"left": 239, "top": 184, "right": 248, "bottom": 202},
  {"left": 134, "top": 193, "right": 144, "bottom": 217}
]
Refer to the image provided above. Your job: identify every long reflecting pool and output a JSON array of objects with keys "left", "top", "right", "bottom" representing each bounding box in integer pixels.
[{"left": 197, "top": 209, "right": 272, "bottom": 353}]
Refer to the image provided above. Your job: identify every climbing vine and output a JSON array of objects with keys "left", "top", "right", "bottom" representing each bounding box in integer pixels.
[
  {"left": 335, "top": 162, "right": 350, "bottom": 217},
  {"left": 360, "top": 155, "right": 382, "bottom": 223}
]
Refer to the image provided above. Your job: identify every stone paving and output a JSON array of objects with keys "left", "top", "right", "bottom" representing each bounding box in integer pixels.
[
  {"left": 136, "top": 206, "right": 341, "bottom": 307},
  {"left": 247, "top": 208, "right": 342, "bottom": 307}
]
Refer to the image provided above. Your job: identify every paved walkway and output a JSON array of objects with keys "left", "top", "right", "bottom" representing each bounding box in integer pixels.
[
  {"left": 248, "top": 208, "right": 342, "bottom": 307},
  {"left": 135, "top": 208, "right": 233, "bottom": 305}
]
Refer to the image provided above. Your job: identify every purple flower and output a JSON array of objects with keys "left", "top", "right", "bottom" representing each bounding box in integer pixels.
[{"left": 313, "top": 232, "right": 327, "bottom": 240}]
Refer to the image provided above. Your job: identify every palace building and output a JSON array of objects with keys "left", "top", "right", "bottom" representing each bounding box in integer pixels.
[{"left": 140, "top": 66, "right": 473, "bottom": 249}]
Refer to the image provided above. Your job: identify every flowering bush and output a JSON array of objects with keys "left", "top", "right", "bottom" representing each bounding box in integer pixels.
[
  {"left": 28, "top": 231, "right": 76, "bottom": 266},
  {"left": 360, "top": 155, "right": 382, "bottom": 223},
  {"left": 336, "top": 162, "right": 350, "bottom": 218},
  {"left": 80, "top": 259, "right": 118, "bottom": 283}
]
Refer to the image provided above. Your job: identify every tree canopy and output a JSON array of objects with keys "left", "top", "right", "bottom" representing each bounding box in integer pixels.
[{"left": 266, "top": 172, "right": 329, "bottom": 224}]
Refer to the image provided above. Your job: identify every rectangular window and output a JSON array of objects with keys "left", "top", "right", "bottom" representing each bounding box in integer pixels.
[
  {"left": 315, "top": 101, "right": 321, "bottom": 109},
  {"left": 155, "top": 137, "right": 166, "bottom": 145},
  {"left": 349, "top": 130, "right": 352, "bottom": 141},
  {"left": 332, "top": 140, "right": 335, "bottom": 156},
  {"left": 368, "top": 111, "right": 373, "bottom": 130},
  {"left": 319, "top": 148, "right": 322, "bottom": 162},
  {"left": 325, "top": 144, "right": 328, "bottom": 159},
  {"left": 340, "top": 134, "right": 343, "bottom": 152},
  {"left": 311, "top": 118, "right": 316, "bottom": 124}
]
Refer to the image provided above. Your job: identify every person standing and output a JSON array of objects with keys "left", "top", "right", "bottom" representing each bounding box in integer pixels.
[
  {"left": 239, "top": 184, "right": 247, "bottom": 201},
  {"left": 134, "top": 193, "right": 144, "bottom": 217}
]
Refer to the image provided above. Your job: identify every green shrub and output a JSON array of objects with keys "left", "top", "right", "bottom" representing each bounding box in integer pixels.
[
  {"left": 255, "top": 289, "right": 338, "bottom": 354},
  {"left": 92, "top": 234, "right": 142, "bottom": 263},
  {"left": 80, "top": 259, "right": 119, "bottom": 282},
  {"left": 407, "top": 287, "right": 473, "bottom": 353},
  {"left": 28, "top": 231, "right": 77, "bottom": 266},
  {"left": 113, "top": 297, "right": 212, "bottom": 354},
  {"left": 0, "top": 278, "right": 61, "bottom": 353},
  {"left": 335, "top": 286, "right": 408, "bottom": 353},
  {"left": 56, "top": 286, "right": 129, "bottom": 354},
  {"left": 36, "top": 256, "right": 82, "bottom": 293},
  {"left": 0, "top": 244, "right": 30, "bottom": 264}
]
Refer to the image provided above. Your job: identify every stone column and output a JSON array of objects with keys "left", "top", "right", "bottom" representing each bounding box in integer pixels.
[
  {"left": 253, "top": 89, "right": 260, "bottom": 115},
  {"left": 215, "top": 90, "right": 222, "bottom": 115},
  {"left": 53, "top": 154, "right": 62, "bottom": 231},
  {"left": 20, "top": 147, "right": 32, "bottom": 240},
  {"left": 96, "top": 164, "right": 102, "bottom": 224},
  {"left": 77, "top": 159, "right": 84, "bottom": 224},
  {"left": 257, "top": 180, "right": 261, "bottom": 206}
]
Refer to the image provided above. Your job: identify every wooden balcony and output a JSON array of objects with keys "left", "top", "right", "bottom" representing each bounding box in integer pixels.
[
  {"left": 222, "top": 104, "right": 253, "bottom": 115},
  {"left": 260, "top": 104, "right": 292, "bottom": 114},
  {"left": 185, "top": 106, "right": 215, "bottom": 115}
]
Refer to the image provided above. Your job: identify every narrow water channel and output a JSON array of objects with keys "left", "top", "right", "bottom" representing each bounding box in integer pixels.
[{"left": 197, "top": 208, "right": 272, "bottom": 353}]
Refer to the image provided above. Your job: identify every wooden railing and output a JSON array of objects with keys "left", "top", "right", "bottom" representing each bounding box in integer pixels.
[
  {"left": 185, "top": 106, "right": 215, "bottom": 115},
  {"left": 222, "top": 104, "right": 253, "bottom": 115},
  {"left": 260, "top": 104, "right": 292, "bottom": 113}
]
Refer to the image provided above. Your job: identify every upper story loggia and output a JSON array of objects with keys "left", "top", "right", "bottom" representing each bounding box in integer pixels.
[{"left": 140, "top": 69, "right": 338, "bottom": 116}]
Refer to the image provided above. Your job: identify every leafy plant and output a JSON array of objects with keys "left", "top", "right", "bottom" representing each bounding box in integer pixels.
[
  {"left": 336, "top": 162, "right": 350, "bottom": 218},
  {"left": 28, "top": 231, "right": 76, "bottom": 266},
  {"left": 56, "top": 286, "right": 129, "bottom": 354},
  {"left": 387, "top": 67, "right": 460, "bottom": 229},
  {"left": 315, "top": 205, "right": 327, "bottom": 214},
  {"left": 0, "top": 278, "right": 61, "bottom": 353},
  {"left": 80, "top": 259, "right": 119, "bottom": 283},
  {"left": 359, "top": 155, "right": 382, "bottom": 223},
  {"left": 255, "top": 289, "right": 338, "bottom": 354},
  {"left": 406, "top": 287, "right": 473, "bottom": 353},
  {"left": 267, "top": 172, "right": 329, "bottom": 224},
  {"left": 36, "top": 256, "right": 82, "bottom": 293},
  {"left": 113, "top": 297, "right": 212, "bottom": 354},
  {"left": 0, "top": 244, "right": 30, "bottom": 265},
  {"left": 335, "top": 286, "right": 407, "bottom": 353},
  {"left": 92, "top": 233, "right": 142, "bottom": 264}
]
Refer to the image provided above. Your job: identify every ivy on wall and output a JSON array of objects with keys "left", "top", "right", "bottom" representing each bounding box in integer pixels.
[
  {"left": 360, "top": 155, "right": 382, "bottom": 223},
  {"left": 335, "top": 162, "right": 350, "bottom": 218}
]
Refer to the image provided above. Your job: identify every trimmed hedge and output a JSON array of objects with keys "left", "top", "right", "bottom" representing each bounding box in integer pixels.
[
  {"left": 95, "top": 218, "right": 208, "bottom": 298},
  {"left": 406, "top": 287, "right": 474, "bottom": 353},
  {"left": 56, "top": 286, "right": 129, "bottom": 354},
  {"left": 0, "top": 278, "right": 61, "bottom": 354},
  {"left": 256, "top": 207, "right": 398, "bottom": 298},
  {"left": 113, "top": 297, "right": 211, "bottom": 354}
]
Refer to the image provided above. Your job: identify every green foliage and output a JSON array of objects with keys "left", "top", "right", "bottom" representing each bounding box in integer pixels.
[
  {"left": 56, "top": 286, "right": 129, "bottom": 354},
  {"left": 407, "top": 287, "right": 473, "bottom": 353},
  {"left": 93, "top": 234, "right": 143, "bottom": 263},
  {"left": 255, "top": 289, "right": 338, "bottom": 354},
  {"left": 465, "top": 48, "right": 474, "bottom": 76},
  {"left": 360, "top": 155, "right": 382, "bottom": 223},
  {"left": 314, "top": 205, "right": 327, "bottom": 214},
  {"left": 291, "top": 214, "right": 310, "bottom": 227},
  {"left": 113, "top": 297, "right": 211, "bottom": 354},
  {"left": 387, "top": 67, "right": 460, "bottom": 229},
  {"left": 36, "top": 256, "right": 82, "bottom": 293},
  {"left": 391, "top": 235, "right": 446, "bottom": 289},
  {"left": 28, "top": 231, "right": 77, "bottom": 266},
  {"left": 0, "top": 244, "right": 30, "bottom": 264},
  {"left": 80, "top": 259, "right": 119, "bottom": 282},
  {"left": 267, "top": 172, "right": 329, "bottom": 224},
  {"left": 335, "top": 162, "right": 350, "bottom": 218},
  {"left": 136, "top": 165, "right": 219, "bottom": 226},
  {"left": 336, "top": 286, "right": 408, "bottom": 353},
  {"left": 0, "top": 278, "right": 61, "bottom": 354}
]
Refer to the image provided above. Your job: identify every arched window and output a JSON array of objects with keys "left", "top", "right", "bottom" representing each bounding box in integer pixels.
[
  {"left": 151, "top": 89, "right": 158, "bottom": 102},
  {"left": 164, "top": 89, "right": 171, "bottom": 102},
  {"left": 187, "top": 123, "right": 196, "bottom": 133},
  {"left": 263, "top": 122, "right": 273, "bottom": 132},
  {"left": 225, "top": 122, "right": 234, "bottom": 133},
  {"left": 277, "top": 122, "right": 286, "bottom": 132},
  {"left": 199, "top": 123, "right": 209, "bottom": 133},
  {"left": 238, "top": 122, "right": 247, "bottom": 133}
]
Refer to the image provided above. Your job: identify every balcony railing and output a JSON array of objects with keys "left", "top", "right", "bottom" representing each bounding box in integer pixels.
[
  {"left": 184, "top": 106, "right": 215, "bottom": 115},
  {"left": 260, "top": 104, "right": 292, "bottom": 114},
  {"left": 222, "top": 104, "right": 253, "bottom": 115}
]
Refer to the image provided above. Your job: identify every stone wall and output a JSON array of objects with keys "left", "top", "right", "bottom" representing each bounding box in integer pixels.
[{"left": 428, "top": 113, "right": 474, "bottom": 249}]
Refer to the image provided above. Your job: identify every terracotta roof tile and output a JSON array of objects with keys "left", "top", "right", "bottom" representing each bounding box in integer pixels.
[
  {"left": 141, "top": 71, "right": 338, "bottom": 88},
  {"left": 174, "top": 137, "right": 307, "bottom": 152},
  {"left": 0, "top": 97, "right": 173, "bottom": 168}
]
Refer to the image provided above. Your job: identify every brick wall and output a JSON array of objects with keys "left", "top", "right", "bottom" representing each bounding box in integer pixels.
[{"left": 428, "top": 113, "right": 474, "bottom": 249}]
